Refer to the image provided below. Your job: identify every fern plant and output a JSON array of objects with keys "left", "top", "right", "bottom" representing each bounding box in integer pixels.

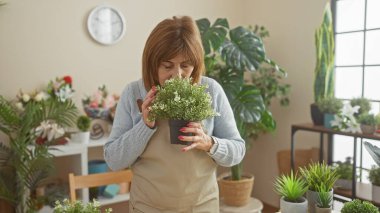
[{"left": 0, "top": 96, "right": 77, "bottom": 212}]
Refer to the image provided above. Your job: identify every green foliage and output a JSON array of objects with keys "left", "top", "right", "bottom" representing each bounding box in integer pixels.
[
  {"left": 77, "top": 115, "right": 91, "bottom": 132},
  {"left": 358, "top": 113, "right": 377, "bottom": 126},
  {"left": 317, "top": 97, "right": 343, "bottom": 114},
  {"left": 341, "top": 199, "right": 379, "bottom": 213},
  {"left": 350, "top": 97, "right": 371, "bottom": 117},
  {"left": 334, "top": 157, "right": 354, "bottom": 180},
  {"left": 53, "top": 199, "right": 112, "bottom": 213},
  {"left": 376, "top": 114, "right": 380, "bottom": 126},
  {"left": 274, "top": 171, "right": 308, "bottom": 203},
  {"left": 314, "top": 2, "right": 335, "bottom": 103},
  {"left": 299, "top": 162, "right": 339, "bottom": 192},
  {"left": 149, "top": 77, "right": 218, "bottom": 121},
  {"left": 196, "top": 18, "right": 286, "bottom": 180},
  {"left": 369, "top": 166, "right": 380, "bottom": 186},
  {"left": 0, "top": 96, "right": 77, "bottom": 212},
  {"left": 316, "top": 185, "right": 332, "bottom": 208}
]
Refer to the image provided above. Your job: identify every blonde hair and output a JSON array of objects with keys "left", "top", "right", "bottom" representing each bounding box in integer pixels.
[{"left": 142, "top": 16, "right": 205, "bottom": 91}]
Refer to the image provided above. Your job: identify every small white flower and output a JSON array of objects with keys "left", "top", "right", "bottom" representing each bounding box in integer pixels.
[
  {"left": 330, "top": 114, "right": 343, "bottom": 129},
  {"left": 55, "top": 85, "right": 74, "bottom": 102},
  {"left": 34, "top": 92, "right": 44, "bottom": 102},
  {"left": 22, "top": 93, "right": 30, "bottom": 102},
  {"left": 15, "top": 102, "right": 24, "bottom": 110}
]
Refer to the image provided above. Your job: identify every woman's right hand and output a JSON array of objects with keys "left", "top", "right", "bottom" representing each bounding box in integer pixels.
[{"left": 142, "top": 86, "right": 157, "bottom": 128}]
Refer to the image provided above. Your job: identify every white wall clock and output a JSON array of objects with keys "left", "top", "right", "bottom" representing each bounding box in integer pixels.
[{"left": 87, "top": 5, "right": 126, "bottom": 45}]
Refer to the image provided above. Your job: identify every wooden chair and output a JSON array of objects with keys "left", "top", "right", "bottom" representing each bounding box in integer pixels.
[
  {"left": 277, "top": 147, "right": 320, "bottom": 175},
  {"left": 69, "top": 169, "right": 133, "bottom": 201}
]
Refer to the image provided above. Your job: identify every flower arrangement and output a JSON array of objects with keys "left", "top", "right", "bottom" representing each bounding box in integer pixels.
[
  {"left": 47, "top": 76, "right": 74, "bottom": 102},
  {"left": 331, "top": 102, "right": 361, "bottom": 133},
  {"left": 82, "top": 85, "right": 119, "bottom": 120},
  {"left": 148, "top": 77, "right": 219, "bottom": 122},
  {"left": 15, "top": 90, "right": 49, "bottom": 110},
  {"left": 53, "top": 199, "right": 112, "bottom": 213}
]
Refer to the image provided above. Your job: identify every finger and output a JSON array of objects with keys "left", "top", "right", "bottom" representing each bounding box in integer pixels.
[
  {"left": 187, "top": 122, "right": 202, "bottom": 128},
  {"left": 141, "top": 95, "right": 155, "bottom": 110},
  {"left": 145, "top": 86, "right": 157, "bottom": 100},
  {"left": 178, "top": 135, "right": 201, "bottom": 142},
  {"left": 182, "top": 143, "right": 198, "bottom": 152},
  {"left": 180, "top": 127, "right": 202, "bottom": 135}
]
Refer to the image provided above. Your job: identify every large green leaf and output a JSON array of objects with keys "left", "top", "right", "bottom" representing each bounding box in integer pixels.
[
  {"left": 222, "top": 26, "right": 266, "bottom": 71},
  {"left": 196, "top": 18, "right": 229, "bottom": 55},
  {"left": 218, "top": 67, "right": 244, "bottom": 103},
  {"left": 231, "top": 85, "right": 265, "bottom": 123}
]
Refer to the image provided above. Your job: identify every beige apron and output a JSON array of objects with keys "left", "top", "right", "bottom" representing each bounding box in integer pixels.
[{"left": 130, "top": 120, "right": 219, "bottom": 213}]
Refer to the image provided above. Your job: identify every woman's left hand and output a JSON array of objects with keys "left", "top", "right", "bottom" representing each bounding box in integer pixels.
[{"left": 178, "top": 122, "right": 213, "bottom": 152}]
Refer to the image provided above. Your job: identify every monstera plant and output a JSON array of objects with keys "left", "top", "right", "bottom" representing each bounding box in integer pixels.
[{"left": 196, "top": 18, "right": 287, "bottom": 206}]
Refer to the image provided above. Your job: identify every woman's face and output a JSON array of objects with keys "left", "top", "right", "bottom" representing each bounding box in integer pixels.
[{"left": 157, "top": 54, "right": 194, "bottom": 86}]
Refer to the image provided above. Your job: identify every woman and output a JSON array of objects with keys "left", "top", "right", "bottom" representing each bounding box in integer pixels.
[{"left": 104, "top": 16, "right": 245, "bottom": 213}]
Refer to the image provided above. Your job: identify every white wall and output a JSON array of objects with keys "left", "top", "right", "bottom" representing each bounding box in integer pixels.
[{"left": 0, "top": 0, "right": 328, "bottom": 209}]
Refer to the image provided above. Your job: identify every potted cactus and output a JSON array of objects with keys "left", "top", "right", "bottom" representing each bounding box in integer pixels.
[
  {"left": 71, "top": 115, "right": 91, "bottom": 144},
  {"left": 311, "top": 2, "right": 335, "bottom": 125},
  {"left": 274, "top": 171, "right": 308, "bottom": 213}
]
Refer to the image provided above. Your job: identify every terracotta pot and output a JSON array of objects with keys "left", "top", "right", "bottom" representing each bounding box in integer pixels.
[
  {"left": 218, "top": 174, "right": 254, "bottom": 206},
  {"left": 280, "top": 196, "right": 308, "bottom": 213},
  {"left": 361, "top": 124, "right": 376, "bottom": 134}
]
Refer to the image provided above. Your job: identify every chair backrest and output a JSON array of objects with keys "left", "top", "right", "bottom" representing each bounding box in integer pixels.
[
  {"left": 69, "top": 169, "right": 133, "bottom": 201},
  {"left": 277, "top": 148, "right": 320, "bottom": 175}
]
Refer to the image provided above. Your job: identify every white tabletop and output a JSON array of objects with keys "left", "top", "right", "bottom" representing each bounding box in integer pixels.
[{"left": 220, "top": 197, "right": 263, "bottom": 213}]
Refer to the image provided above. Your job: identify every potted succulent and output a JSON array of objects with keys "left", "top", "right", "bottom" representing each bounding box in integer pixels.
[
  {"left": 299, "top": 162, "right": 339, "bottom": 213},
  {"left": 334, "top": 157, "right": 354, "bottom": 190},
  {"left": 71, "top": 115, "right": 91, "bottom": 144},
  {"left": 149, "top": 77, "right": 218, "bottom": 145},
  {"left": 368, "top": 166, "right": 380, "bottom": 203},
  {"left": 341, "top": 199, "right": 379, "bottom": 213},
  {"left": 274, "top": 171, "right": 308, "bottom": 213},
  {"left": 315, "top": 185, "right": 333, "bottom": 213},
  {"left": 196, "top": 17, "right": 285, "bottom": 206},
  {"left": 311, "top": 2, "right": 335, "bottom": 125},
  {"left": 350, "top": 97, "right": 371, "bottom": 118},
  {"left": 358, "top": 113, "right": 377, "bottom": 134},
  {"left": 53, "top": 199, "right": 112, "bottom": 213},
  {"left": 316, "top": 97, "right": 343, "bottom": 129}
]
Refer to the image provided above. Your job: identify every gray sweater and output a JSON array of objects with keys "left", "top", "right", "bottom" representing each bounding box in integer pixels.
[{"left": 104, "top": 77, "right": 245, "bottom": 171}]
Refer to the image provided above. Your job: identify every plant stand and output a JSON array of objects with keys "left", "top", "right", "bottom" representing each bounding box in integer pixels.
[{"left": 220, "top": 197, "right": 263, "bottom": 213}]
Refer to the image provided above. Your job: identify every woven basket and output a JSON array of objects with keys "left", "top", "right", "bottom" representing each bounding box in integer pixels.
[{"left": 218, "top": 174, "right": 254, "bottom": 206}]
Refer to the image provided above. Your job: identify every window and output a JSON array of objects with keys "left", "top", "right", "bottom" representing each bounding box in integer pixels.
[{"left": 333, "top": 0, "right": 380, "bottom": 182}]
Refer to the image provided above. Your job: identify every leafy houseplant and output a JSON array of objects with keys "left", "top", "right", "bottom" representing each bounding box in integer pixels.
[
  {"left": 358, "top": 113, "right": 377, "bottom": 134},
  {"left": 315, "top": 185, "right": 333, "bottom": 213},
  {"left": 0, "top": 96, "right": 77, "bottom": 212},
  {"left": 311, "top": 2, "right": 335, "bottom": 125},
  {"left": 196, "top": 17, "right": 285, "bottom": 206},
  {"left": 53, "top": 199, "right": 112, "bottom": 213},
  {"left": 299, "top": 162, "right": 339, "bottom": 213},
  {"left": 149, "top": 77, "right": 218, "bottom": 145},
  {"left": 274, "top": 171, "right": 308, "bottom": 213},
  {"left": 317, "top": 97, "right": 343, "bottom": 129},
  {"left": 334, "top": 157, "right": 354, "bottom": 190},
  {"left": 341, "top": 199, "right": 379, "bottom": 213},
  {"left": 350, "top": 97, "right": 371, "bottom": 118}
]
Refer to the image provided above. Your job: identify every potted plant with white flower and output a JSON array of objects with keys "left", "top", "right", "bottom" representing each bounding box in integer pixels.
[
  {"left": 53, "top": 199, "right": 112, "bottom": 213},
  {"left": 330, "top": 102, "right": 361, "bottom": 133},
  {"left": 149, "top": 77, "right": 218, "bottom": 145}
]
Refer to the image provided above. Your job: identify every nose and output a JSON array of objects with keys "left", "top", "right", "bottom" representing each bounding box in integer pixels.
[{"left": 171, "top": 66, "right": 183, "bottom": 78}]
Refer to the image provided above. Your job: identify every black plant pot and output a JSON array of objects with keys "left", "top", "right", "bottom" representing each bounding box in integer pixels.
[
  {"left": 310, "top": 103, "right": 324, "bottom": 125},
  {"left": 169, "top": 119, "right": 193, "bottom": 145}
]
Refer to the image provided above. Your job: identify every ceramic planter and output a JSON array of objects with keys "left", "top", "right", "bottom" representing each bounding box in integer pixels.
[
  {"left": 372, "top": 184, "right": 380, "bottom": 203},
  {"left": 361, "top": 124, "right": 376, "bottom": 135},
  {"left": 280, "top": 196, "right": 308, "bottom": 213},
  {"left": 307, "top": 190, "right": 333, "bottom": 213},
  {"left": 335, "top": 179, "right": 352, "bottom": 190},
  {"left": 323, "top": 113, "right": 335, "bottom": 129},
  {"left": 168, "top": 119, "right": 192, "bottom": 145},
  {"left": 315, "top": 205, "right": 332, "bottom": 213},
  {"left": 311, "top": 103, "right": 324, "bottom": 125},
  {"left": 70, "top": 131, "right": 90, "bottom": 144}
]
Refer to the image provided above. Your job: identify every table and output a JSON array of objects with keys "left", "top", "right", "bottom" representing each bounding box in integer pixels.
[{"left": 220, "top": 197, "right": 263, "bottom": 213}]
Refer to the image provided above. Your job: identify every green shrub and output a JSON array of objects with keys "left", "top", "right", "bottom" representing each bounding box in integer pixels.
[
  {"left": 334, "top": 157, "right": 354, "bottom": 180},
  {"left": 317, "top": 97, "right": 343, "bottom": 114},
  {"left": 54, "top": 199, "right": 112, "bottom": 213},
  {"left": 369, "top": 166, "right": 380, "bottom": 186},
  {"left": 274, "top": 171, "right": 308, "bottom": 203},
  {"left": 299, "top": 161, "right": 339, "bottom": 192},
  {"left": 77, "top": 115, "right": 91, "bottom": 132},
  {"left": 350, "top": 97, "right": 371, "bottom": 117},
  {"left": 358, "top": 113, "right": 377, "bottom": 126},
  {"left": 341, "top": 199, "right": 379, "bottom": 213}
]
